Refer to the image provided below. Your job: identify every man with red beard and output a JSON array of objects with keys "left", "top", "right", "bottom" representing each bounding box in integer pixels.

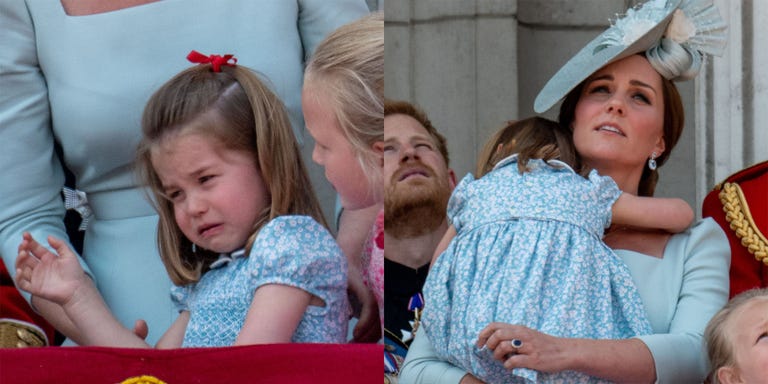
[{"left": 383, "top": 100, "right": 455, "bottom": 381}]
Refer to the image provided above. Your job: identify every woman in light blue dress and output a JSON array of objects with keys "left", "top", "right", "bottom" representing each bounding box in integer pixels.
[
  {"left": 401, "top": 1, "right": 730, "bottom": 382},
  {"left": 0, "top": 0, "right": 368, "bottom": 345},
  {"left": 421, "top": 117, "right": 693, "bottom": 383}
]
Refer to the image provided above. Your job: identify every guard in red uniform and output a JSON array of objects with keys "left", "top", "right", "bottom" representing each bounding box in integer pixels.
[{"left": 702, "top": 161, "right": 768, "bottom": 297}]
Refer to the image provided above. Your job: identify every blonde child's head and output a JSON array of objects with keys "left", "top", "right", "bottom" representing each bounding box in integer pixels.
[
  {"left": 476, "top": 117, "right": 580, "bottom": 178},
  {"left": 137, "top": 63, "right": 326, "bottom": 285},
  {"left": 303, "top": 12, "right": 384, "bottom": 204},
  {"left": 705, "top": 288, "right": 768, "bottom": 384}
]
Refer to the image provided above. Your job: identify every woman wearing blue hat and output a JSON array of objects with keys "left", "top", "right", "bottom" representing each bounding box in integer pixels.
[{"left": 401, "top": 0, "right": 730, "bottom": 382}]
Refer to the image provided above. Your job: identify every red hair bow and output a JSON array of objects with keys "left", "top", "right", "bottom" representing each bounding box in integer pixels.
[{"left": 186, "top": 50, "right": 237, "bottom": 72}]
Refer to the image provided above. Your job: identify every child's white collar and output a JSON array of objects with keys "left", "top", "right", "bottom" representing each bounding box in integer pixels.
[{"left": 209, "top": 248, "right": 246, "bottom": 269}]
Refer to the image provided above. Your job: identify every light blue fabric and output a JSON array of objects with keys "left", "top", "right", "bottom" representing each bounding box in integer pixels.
[
  {"left": 171, "top": 216, "right": 349, "bottom": 347},
  {"left": 401, "top": 218, "right": 729, "bottom": 384},
  {"left": 622, "top": 218, "right": 730, "bottom": 383},
  {"left": 0, "top": 0, "right": 368, "bottom": 345},
  {"left": 421, "top": 156, "right": 653, "bottom": 383}
]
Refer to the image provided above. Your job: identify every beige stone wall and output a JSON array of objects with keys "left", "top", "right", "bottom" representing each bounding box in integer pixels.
[{"left": 385, "top": 0, "right": 519, "bottom": 181}]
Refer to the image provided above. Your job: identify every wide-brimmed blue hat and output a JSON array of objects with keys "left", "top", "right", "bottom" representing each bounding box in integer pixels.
[{"left": 534, "top": 0, "right": 727, "bottom": 113}]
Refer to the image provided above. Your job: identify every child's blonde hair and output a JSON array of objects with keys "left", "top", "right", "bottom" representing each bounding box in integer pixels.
[
  {"left": 476, "top": 117, "right": 580, "bottom": 178},
  {"left": 704, "top": 288, "right": 768, "bottom": 384},
  {"left": 137, "top": 64, "right": 327, "bottom": 285},
  {"left": 304, "top": 12, "right": 384, "bottom": 198}
]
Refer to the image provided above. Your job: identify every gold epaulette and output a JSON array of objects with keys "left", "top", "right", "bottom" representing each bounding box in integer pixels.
[{"left": 718, "top": 182, "right": 768, "bottom": 265}]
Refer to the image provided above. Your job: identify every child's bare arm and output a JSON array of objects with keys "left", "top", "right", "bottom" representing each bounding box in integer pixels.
[
  {"left": 235, "top": 284, "right": 313, "bottom": 345},
  {"left": 156, "top": 311, "right": 189, "bottom": 349},
  {"left": 611, "top": 193, "right": 694, "bottom": 233}
]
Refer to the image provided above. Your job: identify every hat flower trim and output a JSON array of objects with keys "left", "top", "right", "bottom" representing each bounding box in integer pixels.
[
  {"left": 596, "top": 0, "right": 726, "bottom": 81},
  {"left": 666, "top": 9, "right": 696, "bottom": 44},
  {"left": 594, "top": 0, "right": 669, "bottom": 53}
]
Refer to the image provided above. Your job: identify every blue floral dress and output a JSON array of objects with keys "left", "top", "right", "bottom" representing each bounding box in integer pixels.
[
  {"left": 421, "top": 155, "right": 653, "bottom": 383},
  {"left": 171, "top": 216, "right": 349, "bottom": 347}
]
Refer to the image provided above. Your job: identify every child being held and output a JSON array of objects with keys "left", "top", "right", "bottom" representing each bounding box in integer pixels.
[
  {"left": 15, "top": 52, "right": 349, "bottom": 348},
  {"left": 421, "top": 117, "right": 693, "bottom": 383}
]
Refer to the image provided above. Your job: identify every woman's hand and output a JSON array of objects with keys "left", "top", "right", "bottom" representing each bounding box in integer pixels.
[
  {"left": 476, "top": 323, "right": 574, "bottom": 373},
  {"left": 14, "top": 232, "right": 88, "bottom": 307},
  {"left": 476, "top": 323, "right": 655, "bottom": 382}
]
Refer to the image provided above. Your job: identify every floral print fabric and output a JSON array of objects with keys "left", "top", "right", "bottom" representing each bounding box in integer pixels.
[
  {"left": 171, "top": 216, "right": 349, "bottom": 347},
  {"left": 422, "top": 156, "right": 653, "bottom": 383}
]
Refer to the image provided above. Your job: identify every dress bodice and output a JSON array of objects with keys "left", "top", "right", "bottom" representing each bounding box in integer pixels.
[{"left": 449, "top": 156, "right": 618, "bottom": 237}]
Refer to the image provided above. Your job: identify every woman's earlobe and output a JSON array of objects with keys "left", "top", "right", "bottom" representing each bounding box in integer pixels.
[{"left": 655, "top": 136, "right": 666, "bottom": 154}]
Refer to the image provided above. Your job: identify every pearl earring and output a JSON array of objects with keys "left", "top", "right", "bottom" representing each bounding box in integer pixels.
[{"left": 648, "top": 152, "right": 657, "bottom": 171}]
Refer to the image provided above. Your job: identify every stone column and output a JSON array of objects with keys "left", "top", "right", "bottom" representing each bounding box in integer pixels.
[
  {"left": 696, "top": 0, "right": 768, "bottom": 210},
  {"left": 384, "top": 0, "right": 519, "bottom": 179}
]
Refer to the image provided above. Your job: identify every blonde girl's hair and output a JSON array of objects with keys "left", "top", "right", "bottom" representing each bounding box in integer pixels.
[
  {"left": 304, "top": 12, "right": 384, "bottom": 199},
  {"left": 476, "top": 117, "right": 580, "bottom": 178},
  {"left": 704, "top": 288, "right": 768, "bottom": 384},
  {"left": 137, "top": 64, "right": 327, "bottom": 285}
]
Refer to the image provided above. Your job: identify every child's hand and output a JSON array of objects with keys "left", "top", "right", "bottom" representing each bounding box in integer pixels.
[
  {"left": 14, "top": 232, "right": 87, "bottom": 306},
  {"left": 133, "top": 319, "right": 149, "bottom": 340}
]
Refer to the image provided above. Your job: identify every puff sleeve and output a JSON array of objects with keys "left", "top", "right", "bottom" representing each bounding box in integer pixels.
[
  {"left": 170, "top": 285, "right": 193, "bottom": 313},
  {"left": 586, "top": 169, "right": 622, "bottom": 230},
  {"left": 249, "top": 216, "right": 347, "bottom": 310},
  {"left": 446, "top": 174, "right": 475, "bottom": 232}
]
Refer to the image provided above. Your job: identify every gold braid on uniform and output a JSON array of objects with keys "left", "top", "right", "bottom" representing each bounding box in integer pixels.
[{"left": 718, "top": 182, "right": 768, "bottom": 265}]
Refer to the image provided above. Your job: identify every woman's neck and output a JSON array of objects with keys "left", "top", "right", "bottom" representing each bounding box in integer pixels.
[{"left": 586, "top": 161, "right": 643, "bottom": 195}]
